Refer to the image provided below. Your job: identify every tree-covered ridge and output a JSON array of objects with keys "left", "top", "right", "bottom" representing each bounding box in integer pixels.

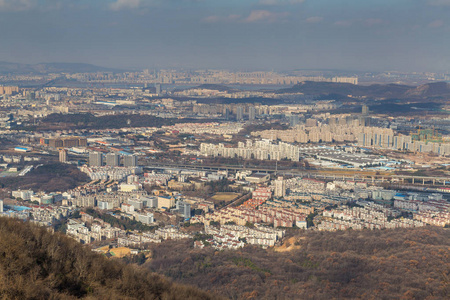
[
  {"left": 146, "top": 227, "right": 450, "bottom": 299},
  {"left": 277, "top": 81, "right": 450, "bottom": 101},
  {"left": 0, "top": 217, "right": 216, "bottom": 300},
  {"left": 29, "top": 113, "right": 214, "bottom": 131},
  {"left": 39, "top": 113, "right": 175, "bottom": 130},
  {"left": 0, "top": 163, "right": 89, "bottom": 192}
]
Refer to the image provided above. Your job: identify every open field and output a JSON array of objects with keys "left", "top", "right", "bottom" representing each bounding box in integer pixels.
[
  {"left": 210, "top": 192, "right": 241, "bottom": 203},
  {"left": 110, "top": 247, "right": 132, "bottom": 258}
]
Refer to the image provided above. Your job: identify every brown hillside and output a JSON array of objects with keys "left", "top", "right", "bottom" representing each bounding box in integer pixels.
[
  {"left": 146, "top": 227, "right": 450, "bottom": 299},
  {"left": 0, "top": 217, "right": 217, "bottom": 300}
]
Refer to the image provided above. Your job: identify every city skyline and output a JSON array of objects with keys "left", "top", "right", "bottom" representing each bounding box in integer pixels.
[
  {"left": 0, "top": 1, "right": 449, "bottom": 298},
  {"left": 0, "top": 0, "right": 449, "bottom": 73}
]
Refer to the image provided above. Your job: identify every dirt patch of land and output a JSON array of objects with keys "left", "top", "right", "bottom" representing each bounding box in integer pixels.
[{"left": 274, "top": 236, "right": 302, "bottom": 253}]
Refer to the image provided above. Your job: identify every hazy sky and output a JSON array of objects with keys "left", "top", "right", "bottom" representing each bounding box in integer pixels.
[{"left": 0, "top": 0, "right": 449, "bottom": 72}]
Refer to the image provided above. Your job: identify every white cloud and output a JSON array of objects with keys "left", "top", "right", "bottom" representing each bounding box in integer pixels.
[
  {"left": 202, "top": 15, "right": 221, "bottom": 23},
  {"left": 334, "top": 20, "right": 352, "bottom": 27},
  {"left": 202, "top": 14, "right": 241, "bottom": 23},
  {"left": 364, "top": 18, "right": 385, "bottom": 26},
  {"left": 108, "top": 0, "right": 203, "bottom": 11},
  {"left": 244, "top": 10, "right": 289, "bottom": 23},
  {"left": 333, "top": 19, "right": 387, "bottom": 28},
  {"left": 0, "top": 0, "right": 36, "bottom": 11},
  {"left": 259, "top": 0, "right": 304, "bottom": 5},
  {"left": 428, "top": 19, "right": 444, "bottom": 28},
  {"left": 427, "top": 0, "right": 450, "bottom": 6},
  {"left": 109, "top": 0, "right": 142, "bottom": 11},
  {"left": 203, "top": 10, "right": 289, "bottom": 24},
  {"left": 304, "top": 16, "right": 323, "bottom": 23}
]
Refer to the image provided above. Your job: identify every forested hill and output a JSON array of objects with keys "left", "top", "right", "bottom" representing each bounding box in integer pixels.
[
  {"left": 0, "top": 61, "right": 122, "bottom": 74},
  {"left": 22, "top": 113, "right": 214, "bottom": 131},
  {"left": 276, "top": 81, "right": 450, "bottom": 101},
  {"left": 0, "top": 217, "right": 216, "bottom": 300},
  {"left": 174, "top": 84, "right": 241, "bottom": 93},
  {"left": 146, "top": 227, "right": 450, "bottom": 299},
  {"left": 0, "top": 163, "right": 89, "bottom": 193}
]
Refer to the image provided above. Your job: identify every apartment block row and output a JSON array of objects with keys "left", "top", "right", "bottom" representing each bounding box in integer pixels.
[
  {"left": 320, "top": 205, "right": 424, "bottom": 231},
  {"left": 204, "top": 224, "right": 284, "bottom": 249},
  {"left": 357, "top": 131, "right": 450, "bottom": 156},
  {"left": 317, "top": 217, "right": 424, "bottom": 231},
  {"left": 263, "top": 198, "right": 315, "bottom": 215},
  {"left": 192, "top": 204, "right": 306, "bottom": 228},
  {"left": 118, "top": 232, "right": 162, "bottom": 248},
  {"left": 200, "top": 139, "right": 300, "bottom": 161},
  {"left": 413, "top": 211, "right": 450, "bottom": 227},
  {"left": 154, "top": 226, "right": 192, "bottom": 240},
  {"left": 394, "top": 199, "right": 450, "bottom": 212},
  {"left": 66, "top": 218, "right": 124, "bottom": 244},
  {"left": 89, "top": 152, "right": 139, "bottom": 167},
  {"left": 0, "top": 204, "right": 72, "bottom": 228},
  {"left": 40, "top": 136, "right": 87, "bottom": 148},
  {"left": 80, "top": 165, "right": 139, "bottom": 181},
  {"left": 162, "top": 122, "right": 243, "bottom": 135}
]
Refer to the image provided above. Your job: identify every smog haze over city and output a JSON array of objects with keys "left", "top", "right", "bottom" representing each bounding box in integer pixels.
[
  {"left": 0, "top": 1, "right": 449, "bottom": 300},
  {"left": 0, "top": 0, "right": 450, "bottom": 72}
]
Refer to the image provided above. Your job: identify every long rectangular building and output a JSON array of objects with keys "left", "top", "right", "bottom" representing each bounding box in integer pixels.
[{"left": 40, "top": 136, "right": 87, "bottom": 148}]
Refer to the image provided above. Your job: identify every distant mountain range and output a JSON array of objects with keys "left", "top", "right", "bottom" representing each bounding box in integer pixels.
[
  {"left": 179, "top": 81, "right": 450, "bottom": 101},
  {"left": 174, "top": 84, "right": 241, "bottom": 93},
  {"left": 276, "top": 81, "right": 450, "bottom": 100},
  {"left": 0, "top": 61, "right": 123, "bottom": 74}
]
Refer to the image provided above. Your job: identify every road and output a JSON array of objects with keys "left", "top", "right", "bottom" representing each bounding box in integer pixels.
[{"left": 143, "top": 162, "right": 449, "bottom": 187}]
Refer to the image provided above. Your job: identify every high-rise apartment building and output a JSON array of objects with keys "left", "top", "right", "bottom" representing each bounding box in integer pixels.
[
  {"left": 305, "top": 118, "right": 318, "bottom": 127},
  {"left": 123, "top": 155, "right": 138, "bottom": 167},
  {"left": 59, "top": 149, "right": 68, "bottom": 163},
  {"left": 274, "top": 177, "right": 286, "bottom": 198},
  {"left": 0, "top": 86, "right": 19, "bottom": 95},
  {"left": 249, "top": 106, "right": 256, "bottom": 120},
  {"left": 138, "top": 213, "right": 154, "bottom": 224},
  {"left": 224, "top": 108, "right": 230, "bottom": 120},
  {"left": 155, "top": 83, "right": 161, "bottom": 95},
  {"left": 106, "top": 153, "right": 120, "bottom": 167},
  {"left": 89, "top": 152, "right": 103, "bottom": 167},
  {"left": 362, "top": 104, "right": 369, "bottom": 115},
  {"left": 176, "top": 200, "right": 191, "bottom": 219},
  {"left": 288, "top": 114, "right": 300, "bottom": 127},
  {"left": 236, "top": 106, "right": 244, "bottom": 121}
]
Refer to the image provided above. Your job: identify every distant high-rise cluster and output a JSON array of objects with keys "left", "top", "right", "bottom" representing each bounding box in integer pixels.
[
  {"left": 253, "top": 123, "right": 367, "bottom": 144},
  {"left": 357, "top": 130, "right": 450, "bottom": 155},
  {"left": 171, "top": 70, "right": 358, "bottom": 85},
  {"left": 0, "top": 86, "right": 19, "bottom": 95},
  {"left": 89, "top": 152, "right": 139, "bottom": 167},
  {"left": 200, "top": 139, "right": 300, "bottom": 161},
  {"left": 193, "top": 103, "right": 265, "bottom": 120}
]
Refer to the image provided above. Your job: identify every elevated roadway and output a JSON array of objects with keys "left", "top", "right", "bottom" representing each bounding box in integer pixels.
[{"left": 144, "top": 162, "right": 449, "bottom": 187}]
